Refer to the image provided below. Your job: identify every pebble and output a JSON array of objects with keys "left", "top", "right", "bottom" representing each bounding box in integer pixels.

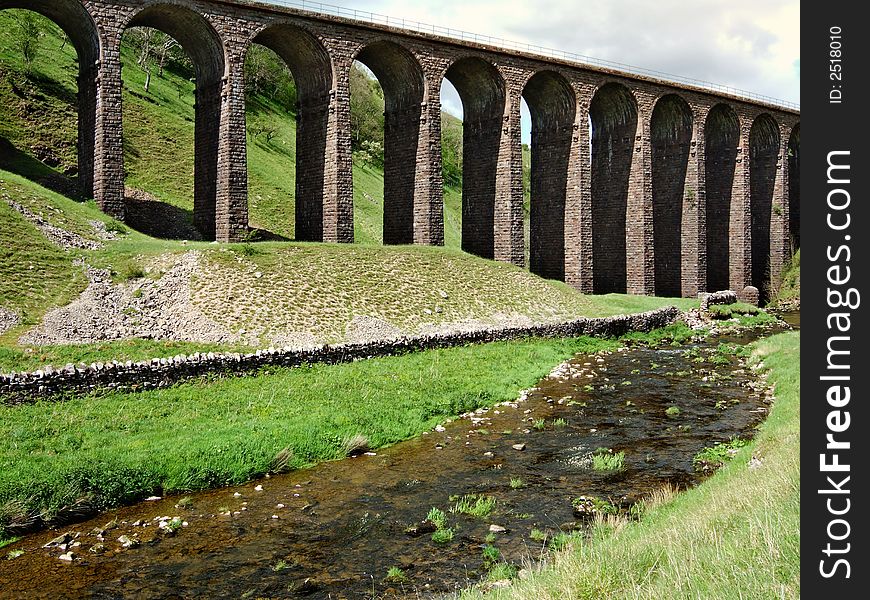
[
  {"left": 254, "top": 485, "right": 263, "bottom": 492},
  {"left": 512, "top": 443, "right": 526, "bottom": 451},
  {"left": 488, "top": 524, "right": 507, "bottom": 533},
  {"left": 58, "top": 552, "right": 75, "bottom": 562}
]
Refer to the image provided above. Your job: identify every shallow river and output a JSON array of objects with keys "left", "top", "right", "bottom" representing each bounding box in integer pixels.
[{"left": 0, "top": 321, "right": 793, "bottom": 599}]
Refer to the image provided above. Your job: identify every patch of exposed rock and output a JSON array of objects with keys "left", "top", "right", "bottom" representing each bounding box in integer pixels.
[
  {"left": 0, "top": 307, "right": 21, "bottom": 335},
  {"left": 88, "top": 219, "right": 118, "bottom": 242},
  {"left": 19, "top": 252, "right": 241, "bottom": 346},
  {"left": 3, "top": 198, "right": 103, "bottom": 251},
  {"left": 344, "top": 315, "right": 404, "bottom": 344}
]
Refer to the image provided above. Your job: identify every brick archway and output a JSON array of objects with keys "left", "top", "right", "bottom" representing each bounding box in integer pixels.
[
  {"left": 650, "top": 93, "right": 693, "bottom": 297},
  {"left": 0, "top": 0, "right": 100, "bottom": 198},
  {"left": 590, "top": 82, "right": 638, "bottom": 294},
  {"left": 123, "top": 2, "right": 226, "bottom": 239},
  {"left": 353, "top": 40, "right": 425, "bottom": 245},
  {"left": 523, "top": 70, "right": 575, "bottom": 282},
  {"left": 443, "top": 56, "right": 506, "bottom": 261},
  {"left": 749, "top": 112, "right": 780, "bottom": 301},
  {"left": 251, "top": 23, "right": 334, "bottom": 242}
]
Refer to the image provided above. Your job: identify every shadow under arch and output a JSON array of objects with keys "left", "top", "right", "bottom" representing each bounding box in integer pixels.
[
  {"left": 522, "top": 70, "right": 575, "bottom": 281},
  {"left": 704, "top": 103, "right": 740, "bottom": 292},
  {"left": 122, "top": 2, "right": 226, "bottom": 240},
  {"left": 353, "top": 39, "right": 425, "bottom": 245},
  {"left": 650, "top": 93, "right": 693, "bottom": 297},
  {"left": 590, "top": 81, "right": 638, "bottom": 294},
  {"left": 787, "top": 122, "right": 800, "bottom": 253},
  {"left": 749, "top": 113, "right": 780, "bottom": 303},
  {"left": 251, "top": 22, "right": 333, "bottom": 242},
  {"left": 442, "top": 56, "right": 506, "bottom": 260},
  {"left": 0, "top": 0, "right": 100, "bottom": 198}
]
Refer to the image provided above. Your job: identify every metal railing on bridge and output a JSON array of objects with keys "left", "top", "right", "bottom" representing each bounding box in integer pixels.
[{"left": 244, "top": 0, "right": 799, "bottom": 111}]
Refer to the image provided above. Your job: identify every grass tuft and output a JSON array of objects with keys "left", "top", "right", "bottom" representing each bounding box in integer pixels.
[
  {"left": 450, "top": 494, "right": 497, "bottom": 519},
  {"left": 591, "top": 448, "right": 626, "bottom": 472}
]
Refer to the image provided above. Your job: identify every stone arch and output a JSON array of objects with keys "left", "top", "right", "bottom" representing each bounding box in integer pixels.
[
  {"left": 442, "top": 56, "right": 506, "bottom": 259},
  {"left": 787, "top": 122, "right": 800, "bottom": 253},
  {"left": 749, "top": 112, "right": 780, "bottom": 302},
  {"left": 0, "top": 0, "right": 101, "bottom": 197},
  {"left": 704, "top": 103, "right": 740, "bottom": 292},
  {"left": 589, "top": 81, "right": 638, "bottom": 293},
  {"left": 522, "top": 70, "right": 575, "bottom": 281},
  {"left": 250, "top": 23, "right": 334, "bottom": 241},
  {"left": 353, "top": 39, "right": 425, "bottom": 245},
  {"left": 122, "top": 2, "right": 227, "bottom": 239},
  {"left": 650, "top": 93, "right": 693, "bottom": 297}
]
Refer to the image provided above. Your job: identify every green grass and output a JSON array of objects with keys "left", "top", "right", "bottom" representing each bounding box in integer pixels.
[
  {"left": 591, "top": 449, "right": 626, "bottom": 472},
  {"left": 458, "top": 331, "right": 800, "bottom": 600},
  {"left": 450, "top": 494, "right": 497, "bottom": 519},
  {"left": 426, "top": 507, "right": 449, "bottom": 530},
  {"left": 431, "top": 527, "right": 455, "bottom": 544},
  {"left": 0, "top": 176, "right": 87, "bottom": 332},
  {"left": 692, "top": 437, "right": 750, "bottom": 472},
  {"left": 385, "top": 566, "right": 408, "bottom": 583},
  {"left": 774, "top": 249, "right": 800, "bottom": 306},
  {"left": 0, "top": 335, "right": 617, "bottom": 536}
]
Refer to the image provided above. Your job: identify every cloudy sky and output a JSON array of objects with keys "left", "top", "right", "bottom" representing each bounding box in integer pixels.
[{"left": 271, "top": 0, "right": 800, "bottom": 135}]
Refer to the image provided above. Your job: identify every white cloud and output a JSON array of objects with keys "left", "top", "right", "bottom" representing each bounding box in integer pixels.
[{"left": 333, "top": 0, "right": 799, "bottom": 106}]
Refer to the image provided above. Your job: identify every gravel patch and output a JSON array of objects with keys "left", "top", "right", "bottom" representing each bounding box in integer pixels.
[
  {"left": 3, "top": 198, "right": 103, "bottom": 251},
  {"left": 344, "top": 315, "right": 405, "bottom": 344},
  {"left": 0, "top": 307, "right": 21, "bottom": 335},
  {"left": 88, "top": 219, "right": 118, "bottom": 242},
  {"left": 19, "top": 252, "right": 240, "bottom": 346}
]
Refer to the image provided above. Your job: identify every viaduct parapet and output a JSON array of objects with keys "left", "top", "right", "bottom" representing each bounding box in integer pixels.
[{"left": 1, "top": 0, "right": 800, "bottom": 299}]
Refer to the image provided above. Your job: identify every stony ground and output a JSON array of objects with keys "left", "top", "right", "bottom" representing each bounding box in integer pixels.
[
  {"left": 20, "top": 253, "right": 239, "bottom": 346},
  {"left": 0, "top": 307, "right": 19, "bottom": 335},
  {"left": 20, "top": 247, "right": 594, "bottom": 347}
]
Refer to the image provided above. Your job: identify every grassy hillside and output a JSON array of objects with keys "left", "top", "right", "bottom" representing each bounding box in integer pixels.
[
  {"left": 461, "top": 331, "right": 800, "bottom": 599},
  {"left": 774, "top": 248, "right": 800, "bottom": 306},
  {"left": 0, "top": 169, "right": 696, "bottom": 370}
]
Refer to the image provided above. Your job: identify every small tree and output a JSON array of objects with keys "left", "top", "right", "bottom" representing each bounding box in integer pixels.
[{"left": 13, "top": 11, "right": 44, "bottom": 76}]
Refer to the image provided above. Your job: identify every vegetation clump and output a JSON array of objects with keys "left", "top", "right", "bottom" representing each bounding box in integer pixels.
[
  {"left": 591, "top": 448, "right": 626, "bottom": 472},
  {"left": 692, "top": 437, "right": 749, "bottom": 473},
  {"left": 384, "top": 566, "right": 408, "bottom": 583},
  {"left": 450, "top": 494, "right": 497, "bottom": 519},
  {"left": 572, "top": 495, "right": 618, "bottom": 518}
]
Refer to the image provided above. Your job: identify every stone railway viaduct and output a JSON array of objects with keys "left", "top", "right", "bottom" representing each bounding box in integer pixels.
[{"left": 2, "top": 0, "right": 800, "bottom": 299}]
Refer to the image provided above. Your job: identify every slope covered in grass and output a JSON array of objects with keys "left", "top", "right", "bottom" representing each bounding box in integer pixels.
[
  {"left": 0, "top": 169, "right": 695, "bottom": 370},
  {"left": 460, "top": 331, "right": 800, "bottom": 599},
  {"left": 774, "top": 248, "right": 800, "bottom": 306}
]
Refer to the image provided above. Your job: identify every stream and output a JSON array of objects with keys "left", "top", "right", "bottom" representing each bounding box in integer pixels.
[{"left": 0, "top": 317, "right": 796, "bottom": 599}]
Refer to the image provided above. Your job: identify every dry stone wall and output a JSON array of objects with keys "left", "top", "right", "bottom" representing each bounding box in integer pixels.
[{"left": 0, "top": 306, "right": 681, "bottom": 404}]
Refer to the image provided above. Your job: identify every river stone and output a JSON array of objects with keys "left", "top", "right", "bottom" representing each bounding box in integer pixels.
[
  {"left": 512, "top": 443, "right": 526, "bottom": 451},
  {"left": 44, "top": 532, "right": 72, "bottom": 548},
  {"left": 58, "top": 552, "right": 75, "bottom": 562}
]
